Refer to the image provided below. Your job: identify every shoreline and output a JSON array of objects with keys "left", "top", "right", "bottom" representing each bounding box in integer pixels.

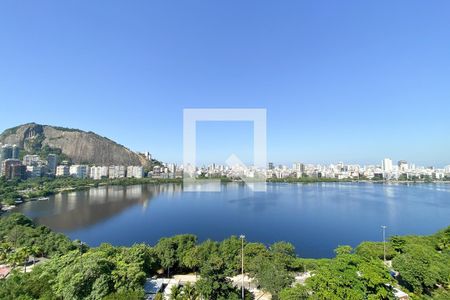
[{"left": 2, "top": 177, "right": 449, "bottom": 214}]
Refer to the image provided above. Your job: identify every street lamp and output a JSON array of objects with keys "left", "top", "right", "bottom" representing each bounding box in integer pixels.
[
  {"left": 240, "top": 234, "right": 245, "bottom": 300},
  {"left": 381, "top": 226, "right": 387, "bottom": 263}
]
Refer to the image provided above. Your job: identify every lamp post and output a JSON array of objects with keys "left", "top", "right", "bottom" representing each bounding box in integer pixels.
[
  {"left": 240, "top": 234, "right": 245, "bottom": 300},
  {"left": 381, "top": 225, "right": 387, "bottom": 263}
]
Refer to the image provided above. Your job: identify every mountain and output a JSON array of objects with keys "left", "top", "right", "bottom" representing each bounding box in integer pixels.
[{"left": 0, "top": 123, "right": 151, "bottom": 166}]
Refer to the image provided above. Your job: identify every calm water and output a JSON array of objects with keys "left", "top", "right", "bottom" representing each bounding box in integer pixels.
[{"left": 13, "top": 182, "right": 450, "bottom": 258}]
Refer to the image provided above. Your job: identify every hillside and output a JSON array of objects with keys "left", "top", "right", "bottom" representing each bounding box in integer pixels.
[{"left": 0, "top": 123, "right": 150, "bottom": 166}]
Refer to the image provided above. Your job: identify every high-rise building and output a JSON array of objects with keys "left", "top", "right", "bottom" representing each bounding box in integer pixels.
[
  {"left": 126, "top": 166, "right": 144, "bottom": 178},
  {"left": 26, "top": 165, "right": 43, "bottom": 178},
  {"left": 56, "top": 165, "right": 70, "bottom": 177},
  {"left": 47, "top": 154, "right": 58, "bottom": 175},
  {"left": 0, "top": 144, "right": 13, "bottom": 166},
  {"left": 90, "top": 166, "right": 103, "bottom": 180},
  {"left": 69, "top": 165, "right": 89, "bottom": 179},
  {"left": 108, "top": 166, "right": 126, "bottom": 179},
  {"left": 382, "top": 158, "right": 393, "bottom": 172},
  {"left": 268, "top": 162, "right": 274, "bottom": 170},
  {"left": 1, "top": 159, "right": 25, "bottom": 179},
  {"left": 89, "top": 166, "right": 109, "bottom": 180},
  {"left": 12, "top": 145, "right": 19, "bottom": 159},
  {"left": 10, "top": 164, "right": 26, "bottom": 180},
  {"left": 293, "top": 162, "right": 305, "bottom": 175}
]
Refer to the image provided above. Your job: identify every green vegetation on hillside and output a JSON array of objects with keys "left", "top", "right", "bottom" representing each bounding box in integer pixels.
[{"left": 0, "top": 213, "right": 449, "bottom": 299}]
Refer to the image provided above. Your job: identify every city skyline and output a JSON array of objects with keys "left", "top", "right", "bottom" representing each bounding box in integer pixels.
[
  {"left": 1, "top": 124, "right": 449, "bottom": 168},
  {"left": 1, "top": 1, "right": 450, "bottom": 166}
]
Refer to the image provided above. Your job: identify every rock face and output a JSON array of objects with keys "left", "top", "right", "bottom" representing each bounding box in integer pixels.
[{"left": 0, "top": 123, "right": 150, "bottom": 166}]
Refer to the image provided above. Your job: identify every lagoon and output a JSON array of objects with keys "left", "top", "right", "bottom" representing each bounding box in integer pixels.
[{"left": 13, "top": 182, "right": 450, "bottom": 258}]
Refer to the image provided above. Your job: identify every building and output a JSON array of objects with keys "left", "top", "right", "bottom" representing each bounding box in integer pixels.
[
  {"left": 69, "top": 165, "right": 89, "bottom": 179},
  {"left": 398, "top": 160, "right": 408, "bottom": 172},
  {"left": 293, "top": 162, "right": 305, "bottom": 177},
  {"left": 26, "top": 165, "right": 43, "bottom": 178},
  {"left": 1, "top": 159, "right": 26, "bottom": 180},
  {"left": 0, "top": 144, "right": 13, "bottom": 167},
  {"left": 56, "top": 165, "right": 70, "bottom": 177},
  {"left": 10, "top": 164, "right": 26, "bottom": 180},
  {"left": 382, "top": 158, "right": 393, "bottom": 172},
  {"left": 23, "top": 154, "right": 41, "bottom": 166},
  {"left": 47, "top": 154, "right": 58, "bottom": 175},
  {"left": 144, "top": 151, "right": 152, "bottom": 161},
  {"left": 90, "top": 166, "right": 109, "bottom": 180},
  {"left": 108, "top": 165, "right": 126, "bottom": 179},
  {"left": 12, "top": 145, "right": 19, "bottom": 159},
  {"left": 90, "top": 166, "right": 102, "bottom": 180},
  {"left": 126, "top": 166, "right": 144, "bottom": 178}
]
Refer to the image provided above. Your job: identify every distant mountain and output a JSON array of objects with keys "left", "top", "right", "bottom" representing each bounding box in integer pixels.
[{"left": 0, "top": 123, "right": 151, "bottom": 166}]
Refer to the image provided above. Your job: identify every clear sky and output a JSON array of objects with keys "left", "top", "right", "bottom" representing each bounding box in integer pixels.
[{"left": 1, "top": 1, "right": 449, "bottom": 167}]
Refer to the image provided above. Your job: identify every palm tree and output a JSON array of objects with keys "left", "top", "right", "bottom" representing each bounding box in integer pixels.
[
  {"left": 20, "top": 247, "right": 31, "bottom": 272},
  {"left": 0, "top": 242, "right": 12, "bottom": 264},
  {"left": 182, "top": 283, "right": 198, "bottom": 300},
  {"left": 170, "top": 285, "right": 182, "bottom": 300},
  {"left": 30, "top": 245, "right": 43, "bottom": 265},
  {"left": 7, "top": 251, "right": 21, "bottom": 269}
]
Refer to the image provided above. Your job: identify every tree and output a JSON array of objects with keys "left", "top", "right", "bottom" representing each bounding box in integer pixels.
[
  {"left": 270, "top": 241, "right": 297, "bottom": 270},
  {"left": 169, "top": 285, "right": 182, "bottom": 300},
  {"left": 279, "top": 284, "right": 309, "bottom": 300},
  {"left": 252, "top": 255, "right": 294, "bottom": 299},
  {"left": 47, "top": 250, "right": 115, "bottom": 299},
  {"left": 392, "top": 244, "right": 446, "bottom": 294},
  {"left": 182, "top": 283, "right": 198, "bottom": 300},
  {"left": 390, "top": 236, "right": 407, "bottom": 253},
  {"left": 218, "top": 236, "right": 241, "bottom": 274},
  {"left": 0, "top": 242, "right": 12, "bottom": 263},
  {"left": 358, "top": 259, "right": 393, "bottom": 299},
  {"left": 243, "top": 242, "right": 270, "bottom": 274},
  {"left": 154, "top": 235, "right": 197, "bottom": 276},
  {"left": 182, "top": 239, "right": 218, "bottom": 275},
  {"left": 306, "top": 254, "right": 392, "bottom": 300},
  {"left": 154, "top": 238, "right": 177, "bottom": 277},
  {"left": 18, "top": 247, "right": 31, "bottom": 272},
  {"left": 355, "top": 242, "right": 395, "bottom": 260},
  {"left": 195, "top": 254, "right": 240, "bottom": 300},
  {"left": 334, "top": 245, "right": 353, "bottom": 256},
  {"left": 6, "top": 226, "right": 24, "bottom": 248},
  {"left": 270, "top": 241, "right": 296, "bottom": 258},
  {"left": 30, "top": 245, "right": 43, "bottom": 265}
]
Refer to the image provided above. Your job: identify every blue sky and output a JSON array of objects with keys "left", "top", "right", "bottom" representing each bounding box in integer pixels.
[{"left": 0, "top": 1, "right": 449, "bottom": 166}]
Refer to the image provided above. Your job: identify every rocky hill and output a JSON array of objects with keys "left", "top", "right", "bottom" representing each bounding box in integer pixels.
[{"left": 0, "top": 123, "right": 150, "bottom": 166}]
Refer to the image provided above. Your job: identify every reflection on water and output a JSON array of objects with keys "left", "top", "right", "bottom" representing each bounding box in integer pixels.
[
  {"left": 16, "top": 184, "right": 182, "bottom": 231},
  {"left": 13, "top": 182, "right": 450, "bottom": 258}
]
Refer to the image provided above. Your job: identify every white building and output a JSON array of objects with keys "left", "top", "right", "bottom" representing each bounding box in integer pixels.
[
  {"left": 382, "top": 158, "right": 393, "bottom": 172},
  {"left": 69, "top": 165, "right": 89, "bottom": 179},
  {"left": 23, "top": 155, "right": 41, "bottom": 166},
  {"left": 56, "top": 165, "right": 69, "bottom": 177},
  {"left": 90, "top": 166, "right": 104, "bottom": 180},
  {"left": 108, "top": 165, "right": 126, "bottom": 179},
  {"left": 126, "top": 166, "right": 144, "bottom": 178},
  {"left": 445, "top": 165, "right": 450, "bottom": 174}
]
